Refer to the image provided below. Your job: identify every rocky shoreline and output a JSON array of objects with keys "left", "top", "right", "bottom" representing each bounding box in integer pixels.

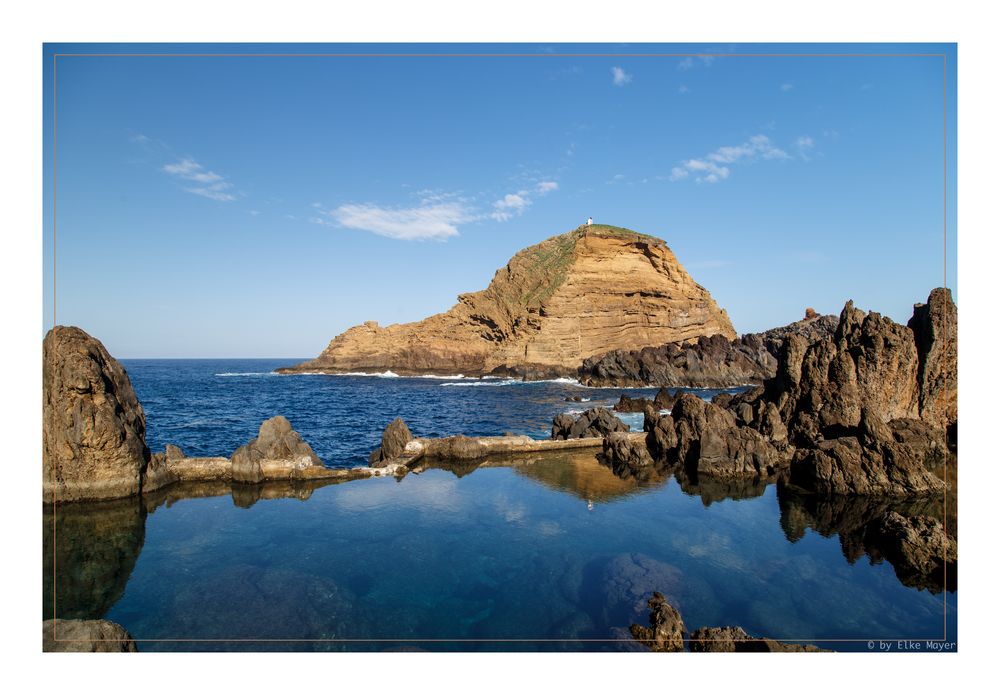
[{"left": 41, "top": 287, "right": 957, "bottom": 652}]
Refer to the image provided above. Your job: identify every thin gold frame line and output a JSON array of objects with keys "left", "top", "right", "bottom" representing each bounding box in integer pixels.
[{"left": 48, "top": 49, "right": 954, "bottom": 646}]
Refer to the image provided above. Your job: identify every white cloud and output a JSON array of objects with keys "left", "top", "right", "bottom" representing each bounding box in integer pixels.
[
  {"left": 780, "top": 83, "right": 794, "bottom": 92},
  {"left": 329, "top": 201, "right": 475, "bottom": 241},
  {"left": 669, "top": 134, "right": 790, "bottom": 184},
  {"left": 490, "top": 192, "right": 531, "bottom": 222},
  {"left": 795, "top": 135, "right": 815, "bottom": 160},
  {"left": 678, "top": 84, "right": 690, "bottom": 94},
  {"left": 536, "top": 181, "right": 559, "bottom": 194},
  {"left": 611, "top": 66, "right": 632, "bottom": 86},
  {"left": 162, "top": 157, "right": 237, "bottom": 202}
]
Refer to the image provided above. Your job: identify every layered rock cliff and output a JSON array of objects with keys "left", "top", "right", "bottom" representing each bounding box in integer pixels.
[{"left": 279, "top": 225, "right": 736, "bottom": 377}]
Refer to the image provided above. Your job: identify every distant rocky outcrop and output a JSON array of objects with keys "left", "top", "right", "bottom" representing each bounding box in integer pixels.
[
  {"left": 278, "top": 225, "right": 736, "bottom": 378},
  {"left": 579, "top": 313, "right": 838, "bottom": 388},
  {"left": 368, "top": 417, "right": 414, "bottom": 466},
  {"left": 42, "top": 619, "right": 137, "bottom": 652},
  {"left": 231, "top": 416, "right": 324, "bottom": 483},
  {"left": 551, "top": 408, "right": 629, "bottom": 440},
  {"left": 43, "top": 326, "right": 151, "bottom": 503},
  {"left": 613, "top": 387, "right": 677, "bottom": 413}
]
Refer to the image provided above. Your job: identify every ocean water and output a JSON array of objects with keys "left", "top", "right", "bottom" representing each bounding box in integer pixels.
[{"left": 43, "top": 359, "right": 957, "bottom": 652}]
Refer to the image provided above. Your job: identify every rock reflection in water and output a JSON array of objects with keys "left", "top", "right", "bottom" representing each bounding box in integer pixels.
[
  {"left": 498, "top": 450, "right": 656, "bottom": 503},
  {"left": 777, "top": 480, "right": 956, "bottom": 593},
  {"left": 673, "top": 468, "right": 773, "bottom": 507},
  {"left": 43, "top": 497, "right": 146, "bottom": 620},
  {"left": 43, "top": 478, "right": 350, "bottom": 623}
]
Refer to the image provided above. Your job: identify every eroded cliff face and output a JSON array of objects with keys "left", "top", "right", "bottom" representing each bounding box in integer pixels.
[{"left": 280, "top": 225, "right": 736, "bottom": 376}]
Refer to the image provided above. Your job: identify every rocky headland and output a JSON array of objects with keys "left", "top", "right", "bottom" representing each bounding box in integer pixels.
[{"left": 278, "top": 225, "right": 736, "bottom": 378}]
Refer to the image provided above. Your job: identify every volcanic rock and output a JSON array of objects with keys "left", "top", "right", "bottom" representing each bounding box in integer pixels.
[
  {"left": 551, "top": 408, "right": 629, "bottom": 440},
  {"left": 368, "top": 417, "right": 414, "bottom": 466},
  {"left": 580, "top": 313, "right": 837, "bottom": 388},
  {"left": 648, "top": 394, "right": 785, "bottom": 479},
  {"left": 600, "top": 432, "right": 656, "bottom": 480},
  {"left": 231, "top": 416, "right": 323, "bottom": 483},
  {"left": 628, "top": 591, "right": 686, "bottom": 652},
  {"left": 688, "top": 626, "right": 827, "bottom": 652},
  {"left": 788, "top": 409, "right": 945, "bottom": 497},
  {"left": 908, "top": 288, "right": 958, "bottom": 431},
  {"left": 43, "top": 326, "right": 150, "bottom": 502},
  {"left": 42, "top": 619, "right": 138, "bottom": 652},
  {"left": 613, "top": 387, "right": 677, "bottom": 413},
  {"left": 279, "top": 225, "right": 735, "bottom": 377}
]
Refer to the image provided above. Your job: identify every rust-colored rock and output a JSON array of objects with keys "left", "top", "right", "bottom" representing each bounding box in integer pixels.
[{"left": 279, "top": 225, "right": 735, "bottom": 377}]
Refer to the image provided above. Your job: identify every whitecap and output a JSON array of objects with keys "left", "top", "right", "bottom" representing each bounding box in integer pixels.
[{"left": 215, "top": 372, "right": 277, "bottom": 377}]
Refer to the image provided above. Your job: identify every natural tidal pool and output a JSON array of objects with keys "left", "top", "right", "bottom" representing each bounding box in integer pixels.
[{"left": 43, "top": 360, "right": 956, "bottom": 651}]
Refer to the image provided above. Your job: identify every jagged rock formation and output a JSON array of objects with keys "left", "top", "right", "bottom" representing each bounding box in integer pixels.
[
  {"left": 551, "top": 408, "right": 629, "bottom": 440},
  {"left": 908, "top": 288, "right": 958, "bottom": 431},
  {"left": 645, "top": 394, "right": 785, "bottom": 480},
  {"left": 579, "top": 313, "right": 838, "bottom": 388},
  {"left": 630, "top": 290, "right": 956, "bottom": 499},
  {"left": 231, "top": 416, "right": 324, "bottom": 484},
  {"left": 279, "top": 225, "right": 735, "bottom": 377},
  {"left": 42, "top": 619, "right": 138, "bottom": 652},
  {"left": 43, "top": 326, "right": 151, "bottom": 503},
  {"left": 629, "top": 592, "right": 687, "bottom": 652}
]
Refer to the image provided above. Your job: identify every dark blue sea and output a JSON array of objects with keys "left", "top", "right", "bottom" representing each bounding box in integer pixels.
[{"left": 44, "top": 359, "right": 957, "bottom": 652}]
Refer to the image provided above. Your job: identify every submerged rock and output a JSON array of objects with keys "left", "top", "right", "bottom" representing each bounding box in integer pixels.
[
  {"left": 43, "top": 326, "right": 150, "bottom": 502},
  {"left": 231, "top": 416, "right": 323, "bottom": 483},
  {"left": 551, "top": 408, "right": 629, "bottom": 440},
  {"left": 369, "top": 417, "right": 414, "bottom": 466},
  {"left": 42, "top": 619, "right": 137, "bottom": 652}
]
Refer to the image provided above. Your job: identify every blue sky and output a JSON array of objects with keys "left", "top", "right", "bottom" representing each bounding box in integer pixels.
[{"left": 42, "top": 43, "right": 957, "bottom": 358}]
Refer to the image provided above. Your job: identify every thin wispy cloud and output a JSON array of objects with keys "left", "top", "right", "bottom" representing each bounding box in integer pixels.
[
  {"left": 780, "top": 83, "right": 794, "bottom": 92},
  {"left": 162, "top": 157, "right": 237, "bottom": 202},
  {"left": 491, "top": 193, "right": 531, "bottom": 222},
  {"left": 795, "top": 135, "right": 815, "bottom": 160},
  {"left": 490, "top": 180, "right": 558, "bottom": 222},
  {"left": 611, "top": 66, "right": 632, "bottom": 86},
  {"left": 669, "top": 134, "right": 790, "bottom": 184},
  {"left": 327, "top": 200, "right": 476, "bottom": 241},
  {"left": 677, "top": 55, "right": 716, "bottom": 71}
]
